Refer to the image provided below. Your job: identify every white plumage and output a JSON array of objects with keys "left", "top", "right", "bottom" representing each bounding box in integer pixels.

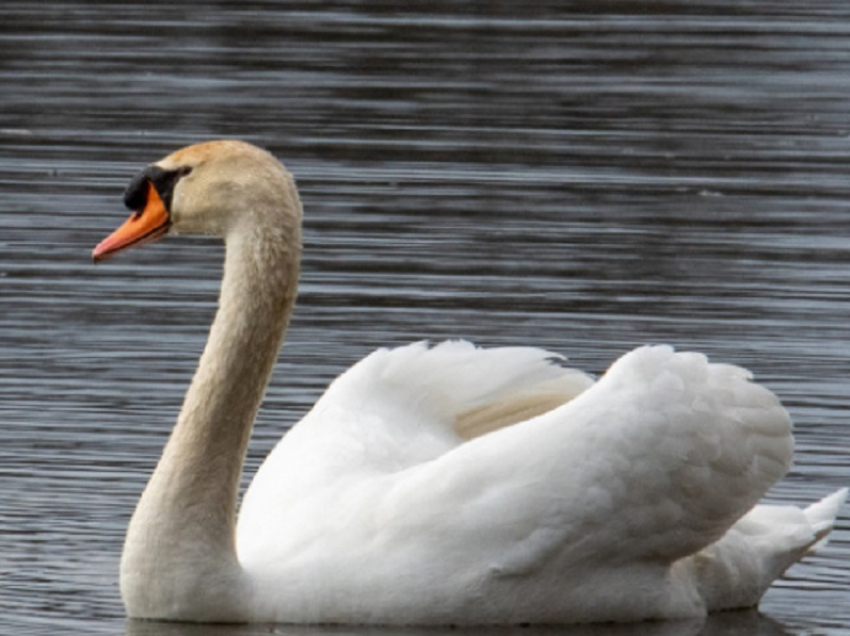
[
  {"left": 239, "top": 342, "right": 830, "bottom": 623},
  {"left": 92, "top": 140, "right": 845, "bottom": 625}
]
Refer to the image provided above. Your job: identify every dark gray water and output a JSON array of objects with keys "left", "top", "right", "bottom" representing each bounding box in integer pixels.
[{"left": 2, "top": 2, "right": 850, "bottom": 634}]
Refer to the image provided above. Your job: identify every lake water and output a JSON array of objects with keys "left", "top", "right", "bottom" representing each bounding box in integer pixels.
[{"left": 2, "top": 1, "right": 850, "bottom": 634}]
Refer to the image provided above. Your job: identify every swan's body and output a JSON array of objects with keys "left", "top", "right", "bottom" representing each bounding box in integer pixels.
[{"left": 93, "top": 140, "right": 845, "bottom": 625}]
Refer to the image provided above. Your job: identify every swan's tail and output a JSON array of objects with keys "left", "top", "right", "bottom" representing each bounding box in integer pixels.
[
  {"left": 689, "top": 488, "right": 847, "bottom": 612},
  {"left": 804, "top": 487, "right": 848, "bottom": 550}
]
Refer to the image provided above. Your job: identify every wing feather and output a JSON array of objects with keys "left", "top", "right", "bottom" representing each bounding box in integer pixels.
[
  {"left": 240, "top": 343, "right": 793, "bottom": 587},
  {"left": 376, "top": 345, "right": 793, "bottom": 574}
]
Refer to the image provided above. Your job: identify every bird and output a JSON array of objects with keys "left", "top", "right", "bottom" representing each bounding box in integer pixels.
[{"left": 92, "top": 139, "right": 846, "bottom": 625}]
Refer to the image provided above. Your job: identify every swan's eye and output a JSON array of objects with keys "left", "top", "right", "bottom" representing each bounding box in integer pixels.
[{"left": 123, "top": 165, "right": 193, "bottom": 214}]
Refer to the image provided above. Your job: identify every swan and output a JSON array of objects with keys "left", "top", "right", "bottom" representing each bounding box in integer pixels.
[{"left": 92, "top": 139, "right": 846, "bottom": 625}]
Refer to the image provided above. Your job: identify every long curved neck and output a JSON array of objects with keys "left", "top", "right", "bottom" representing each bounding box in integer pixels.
[{"left": 121, "top": 195, "right": 301, "bottom": 620}]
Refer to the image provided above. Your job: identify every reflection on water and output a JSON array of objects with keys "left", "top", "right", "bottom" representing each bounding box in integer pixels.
[
  {"left": 123, "top": 610, "right": 785, "bottom": 636},
  {"left": 2, "top": 1, "right": 850, "bottom": 635}
]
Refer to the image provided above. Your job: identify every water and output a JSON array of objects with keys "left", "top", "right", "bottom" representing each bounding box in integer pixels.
[{"left": 2, "top": 1, "right": 850, "bottom": 634}]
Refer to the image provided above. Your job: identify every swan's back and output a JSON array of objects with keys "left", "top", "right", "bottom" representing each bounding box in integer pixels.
[{"left": 236, "top": 342, "right": 815, "bottom": 624}]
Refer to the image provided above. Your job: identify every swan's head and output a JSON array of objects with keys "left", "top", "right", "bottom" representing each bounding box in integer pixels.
[{"left": 92, "top": 140, "right": 299, "bottom": 263}]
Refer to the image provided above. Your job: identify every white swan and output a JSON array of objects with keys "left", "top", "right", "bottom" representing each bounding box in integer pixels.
[{"left": 92, "top": 140, "right": 845, "bottom": 625}]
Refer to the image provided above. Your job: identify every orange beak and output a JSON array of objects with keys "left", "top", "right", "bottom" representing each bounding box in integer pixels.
[{"left": 92, "top": 182, "right": 171, "bottom": 263}]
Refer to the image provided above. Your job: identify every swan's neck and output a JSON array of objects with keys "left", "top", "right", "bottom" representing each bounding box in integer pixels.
[{"left": 121, "top": 200, "right": 301, "bottom": 620}]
